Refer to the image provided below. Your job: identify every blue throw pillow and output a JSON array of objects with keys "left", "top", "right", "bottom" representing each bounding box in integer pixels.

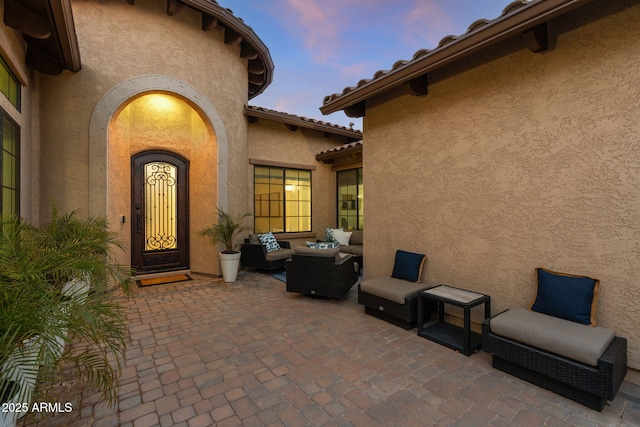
[
  {"left": 258, "top": 232, "right": 281, "bottom": 252},
  {"left": 391, "top": 250, "right": 426, "bottom": 282},
  {"left": 530, "top": 268, "right": 599, "bottom": 326}
]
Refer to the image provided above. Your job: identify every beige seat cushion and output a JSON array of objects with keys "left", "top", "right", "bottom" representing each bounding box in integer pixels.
[
  {"left": 360, "top": 277, "right": 429, "bottom": 305},
  {"left": 342, "top": 246, "right": 363, "bottom": 256},
  {"left": 265, "top": 248, "right": 294, "bottom": 261},
  {"left": 490, "top": 306, "right": 615, "bottom": 367}
]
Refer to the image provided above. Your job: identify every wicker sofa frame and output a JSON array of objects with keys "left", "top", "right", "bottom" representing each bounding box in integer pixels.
[
  {"left": 482, "top": 316, "right": 627, "bottom": 411},
  {"left": 286, "top": 253, "right": 358, "bottom": 298},
  {"left": 240, "top": 240, "right": 291, "bottom": 271},
  {"left": 358, "top": 285, "right": 431, "bottom": 330}
]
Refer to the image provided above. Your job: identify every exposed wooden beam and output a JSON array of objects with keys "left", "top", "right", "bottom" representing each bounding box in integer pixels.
[
  {"left": 166, "top": 0, "right": 183, "bottom": 16},
  {"left": 247, "top": 116, "right": 259, "bottom": 124},
  {"left": 201, "top": 13, "right": 217, "bottom": 31},
  {"left": 407, "top": 74, "right": 428, "bottom": 96},
  {"left": 126, "top": 0, "right": 134, "bottom": 5},
  {"left": 248, "top": 73, "right": 266, "bottom": 85},
  {"left": 224, "top": 28, "right": 242, "bottom": 45},
  {"left": 344, "top": 102, "right": 365, "bottom": 118},
  {"left": 247, "top": 59, "right": 265, "bottom": 74},
  {"left": 285, "top": 124, "right": 299, "bottom": 132},
  {"left": 523, "top": 22, "right": 554, "bottom": 53},
  {"left": 4, "top": 0, "right": 51, "bottom": 39},
  {"left": 240, "top": 43, "right": 258, "bottom": 59}
]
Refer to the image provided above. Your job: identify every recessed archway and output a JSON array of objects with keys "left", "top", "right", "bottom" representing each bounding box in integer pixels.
[{"left": 89, "top": 75, "right": 228, "bottom": 274}]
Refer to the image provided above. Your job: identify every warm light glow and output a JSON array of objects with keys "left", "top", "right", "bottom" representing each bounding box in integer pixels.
[{"left": 143, "top": 93, "right": 179, "bottom": 113}]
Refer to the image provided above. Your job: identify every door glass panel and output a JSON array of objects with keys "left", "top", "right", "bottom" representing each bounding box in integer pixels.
[{"left": 144, "top": 161, "right": 178, "bottom": 251}]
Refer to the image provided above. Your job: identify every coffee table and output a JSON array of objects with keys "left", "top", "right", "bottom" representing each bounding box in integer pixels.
[{"left": 417, "top": 285, "right": 490, "bottom": 356}]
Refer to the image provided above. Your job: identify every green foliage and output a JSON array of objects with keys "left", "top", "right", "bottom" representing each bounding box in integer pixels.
[
  {"left": 0, "top": 206, "right": 134, "bottom": 406},
  {"left": 199, "top": 208, "right": 252, "bottom": 253}
]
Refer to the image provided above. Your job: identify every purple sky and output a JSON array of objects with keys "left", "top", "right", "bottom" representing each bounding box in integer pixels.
[{"left": 227, "top": 0, "right": 513, "bottom": 129}]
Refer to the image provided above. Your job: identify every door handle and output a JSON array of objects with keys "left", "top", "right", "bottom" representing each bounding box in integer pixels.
[{"left": 136, "top": 214, "right": 141, "bottom": 233}]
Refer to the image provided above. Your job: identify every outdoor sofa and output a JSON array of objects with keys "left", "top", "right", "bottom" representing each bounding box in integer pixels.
[
  {"left": 482, "top": 269, "right": 627, "bottom": 411},
  {"left": 240, "top": 233, "right": 294, "bottom": 271},
  {"left": 322, "top": 228, "right": 363, "bottom": 263}
]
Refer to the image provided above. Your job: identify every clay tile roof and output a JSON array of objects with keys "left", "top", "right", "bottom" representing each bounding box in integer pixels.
[
  {"left": 315, "top": 140, "right": 363, "bottom": 163},
  {"left": 320, "top": 0, "right": 594, "bottom": 116},
  {"left": 245, "top": 105, "right": 362, "bottom": 141}
]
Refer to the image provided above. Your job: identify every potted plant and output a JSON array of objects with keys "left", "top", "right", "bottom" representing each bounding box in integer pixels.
[
  {"left": 0, "top": 206, "right": 133, "bottom": 426},
  {"left": 199, "top": 208, "right": 252, "bottom": 282}
]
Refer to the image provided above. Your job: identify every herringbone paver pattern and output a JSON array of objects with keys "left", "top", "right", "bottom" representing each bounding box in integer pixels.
[{"left": 18, "top": 271, "right": 640, "bottom": 426}]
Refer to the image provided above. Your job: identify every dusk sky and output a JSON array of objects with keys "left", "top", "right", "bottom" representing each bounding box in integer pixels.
[{"left": 226, "top": 0, "right": 514, "bottom": 129}]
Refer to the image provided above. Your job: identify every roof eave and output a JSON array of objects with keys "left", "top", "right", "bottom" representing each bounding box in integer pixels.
[
  {"left": 245, "top": 106, "right": 362, "bottom": 140},
  {"left": 180, "top": 0, "right": 274, "bottom": 99},
  {"left": 320, "top": 0, "right": 595, "bottom": 116},
  {"left": 315, "top": 144, "right": 363, "bottom": 163}
]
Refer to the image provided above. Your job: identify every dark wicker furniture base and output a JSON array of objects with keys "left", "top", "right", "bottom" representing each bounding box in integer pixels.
[
  {"left": 358, "top": 285, "right": 433, "bottom": 330},
  {"left": 240, "top": 240, "right": 291, "bottom": 271},
  {"left": 286, "top": 254, "right": 358, "bottom": 299},
  {"left": 482, "top": 317, "right": 627, "bottom": 411}
]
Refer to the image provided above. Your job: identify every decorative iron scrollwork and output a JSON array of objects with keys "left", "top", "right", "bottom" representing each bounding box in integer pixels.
[{"left": 144, "top": 161, "right": 178, "bottom": 251}]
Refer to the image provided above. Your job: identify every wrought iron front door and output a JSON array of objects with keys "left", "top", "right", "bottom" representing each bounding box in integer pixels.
[{"left": 131, "top": 151, "right": 189, "bottom": 273}]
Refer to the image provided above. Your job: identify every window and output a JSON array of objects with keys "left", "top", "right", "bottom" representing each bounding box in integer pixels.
[
  {"left": 0, "top": 57, "right": 21, "bottom": 111},
  {"left": 337, "top": 168, "right": 363, "bottom": 230},
  {"left": 254, "top": 166, "right": 311, "bottom": 233},
  {"left": 1, "top": 113, "right": 19, "bottom": 215}
]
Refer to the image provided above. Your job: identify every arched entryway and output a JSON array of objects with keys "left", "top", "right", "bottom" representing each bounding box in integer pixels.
[{"left": 89, "top": 76, "right": 228, "bottom": 275}]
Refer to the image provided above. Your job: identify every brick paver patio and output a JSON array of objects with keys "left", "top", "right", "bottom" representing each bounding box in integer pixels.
[{"left": 17, "top": 271, "right": 640, "bottom": 426}]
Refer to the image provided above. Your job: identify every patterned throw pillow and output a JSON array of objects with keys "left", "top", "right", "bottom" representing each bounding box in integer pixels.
[
  {"left": 324, "top": 227, "right": 335, "bottom": 243},
  {"left": 306, "top": 241, "right": 340, "bottom": 249},
  {"left": 258, "top": 232, "right": 281, "bottom": 252}
]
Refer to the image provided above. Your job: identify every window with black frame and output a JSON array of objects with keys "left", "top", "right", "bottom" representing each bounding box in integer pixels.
[
  {"left": 254, "top": 165, "right": 311, "bottom": 233},
  {"left": 0, "top": 56, "right": 20, "bottom": 216},
  {"left": 337, "top": 167, "right": 363, "bottom": 230},
  {"left": 1, "top": 111, "right": 19, "bottom": 216},
  {"left": 0, "top": 56, "right": 21, "bottom": 111}
]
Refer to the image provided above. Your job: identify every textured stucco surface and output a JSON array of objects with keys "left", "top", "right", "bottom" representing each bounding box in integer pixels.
[
  {"left": 363, "top": 4, "right": 640, "bottom": 368},
  {"left": 35, "top": 0, "right": 250, "bottom": 275},
  {"left": 247, "top": 119, "right": 347, "bottom": 247}
]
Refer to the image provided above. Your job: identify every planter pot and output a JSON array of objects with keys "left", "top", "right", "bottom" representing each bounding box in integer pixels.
[{"left": 219, "top": 252, "right": 241, "bottom": 282}]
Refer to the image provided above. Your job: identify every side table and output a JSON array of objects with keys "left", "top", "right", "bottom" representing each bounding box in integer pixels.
[{"left": 417, "top": 285, "right": 490, "bottom": 356}]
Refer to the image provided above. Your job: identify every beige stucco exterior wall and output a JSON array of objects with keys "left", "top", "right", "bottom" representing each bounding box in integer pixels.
[
  {"left": 247, "top": 119, "right": 346, "bottom": 247},
  {"left": 35, "top": 0, "right": 252, "bottom": 275},
  {"left": 363, "top": 5, "right": 640, "bottom": 368}
]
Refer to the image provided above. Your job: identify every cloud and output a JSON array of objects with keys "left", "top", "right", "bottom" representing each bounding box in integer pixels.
[
  {"left": 402, "top": 1, "right": 457, "bottom": 48},
  {"left": 278, "top": 0, "right": 344, "bottom": 62}
]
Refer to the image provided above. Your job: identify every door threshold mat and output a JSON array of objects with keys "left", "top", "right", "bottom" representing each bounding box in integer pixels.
[{"left": 136, "top": 274, "right": 192, "bottom": 287}]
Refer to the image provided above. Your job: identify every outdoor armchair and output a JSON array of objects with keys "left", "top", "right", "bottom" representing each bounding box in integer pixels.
[
  {"left": 240, "top": 234, "right": 294, "bottom": 271},
  {"left": 286, "top": 246, "right": 358, "bottom": 298}
]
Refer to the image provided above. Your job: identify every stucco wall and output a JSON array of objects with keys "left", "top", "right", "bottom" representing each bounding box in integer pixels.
[
  {"left": 36, "top": 0, "right": 252, "bottom": 275},
  {"left": 364, "top": 5, "right": 640, "bottom": 368},
  {"left": 247, "top": 119, "right": 345, "bottom": 247}
]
